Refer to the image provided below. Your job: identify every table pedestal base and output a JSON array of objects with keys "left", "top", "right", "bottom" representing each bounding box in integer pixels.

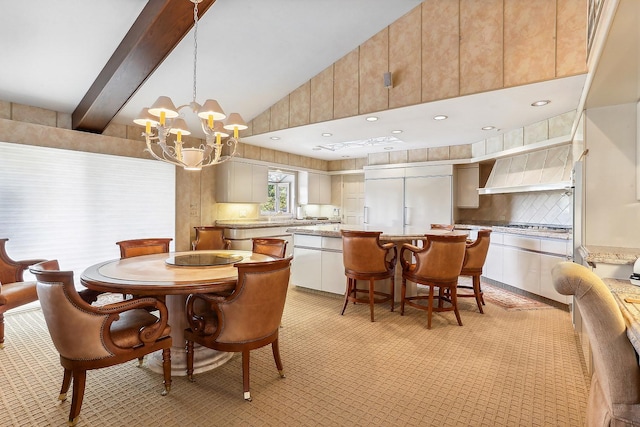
[
  {"left": 146, "top": 294, "right": 234, "bottom": 376},
  {"left": 147, "top": 345, "right": 233, "bottom": 377}
]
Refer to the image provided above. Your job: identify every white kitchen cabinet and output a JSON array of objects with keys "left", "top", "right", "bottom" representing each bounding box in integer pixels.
[
  {"left": 299, "top": 171, "right": 331, "bottom": 205},
  {"left": 290, "top": 234, "right": 345, "bottom": 295},
  {"left": 483, "top": 232, "right": 504, "bottom": 282},
  {"left": 539, "top": 252, "right": 571, "bottom": 304},
  {"left": 456, "top": 164, "right": 480, "bottom": 208},
  {"left": 223, "top": 225, "right": 293, "bottom": 257},
  {"left": 215, "top": 159, "right": 268, "bottom": 203},
  {"left": 485, "top": 232, "right": 572, "bottom": 304}
]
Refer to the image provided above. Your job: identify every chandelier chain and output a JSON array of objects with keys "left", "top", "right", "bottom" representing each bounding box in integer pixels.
[{"left": 192, "top": 1, "right": 199, "bottom": 105}]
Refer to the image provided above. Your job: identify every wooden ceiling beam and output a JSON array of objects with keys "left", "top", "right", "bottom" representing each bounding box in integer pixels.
[{"left": 72, "top": 0, "right": 216, "bottom": 133}]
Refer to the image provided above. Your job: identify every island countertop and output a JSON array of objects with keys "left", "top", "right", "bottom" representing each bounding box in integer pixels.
[
  {"left": 286, "top": 224, "right": 468, "bottom": 240},
  {"left": 216, "top": 219, "right": 340, "bottom": 229}
]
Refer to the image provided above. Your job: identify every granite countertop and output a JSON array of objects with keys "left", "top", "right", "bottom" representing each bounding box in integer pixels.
[
  {"left": 580, "top": 246, "right": 640, "bottom": 266},
  {"left": 286, "top": 224, "right": 468, "bottom": 241},
  {"left": 216, "top": 219, "right": 341, "bottom": 229},
  {"left": 456, "top": 224, "right": 572, "bottom": 240},
  {"left": 604, "top": 278, "right": 640, "bottom": 354}
]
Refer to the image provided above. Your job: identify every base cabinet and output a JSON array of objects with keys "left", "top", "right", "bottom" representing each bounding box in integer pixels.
[
  {"left": 483, "top": 232, "right": 571, "bottom": 304},
  {"left": 291, "top": 235, "right": 344, "bottom": 295}
]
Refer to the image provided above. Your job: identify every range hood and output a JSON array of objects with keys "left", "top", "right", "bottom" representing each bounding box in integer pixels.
[{"left": 479, "top": 145, "right": 572, "bottom": 194}]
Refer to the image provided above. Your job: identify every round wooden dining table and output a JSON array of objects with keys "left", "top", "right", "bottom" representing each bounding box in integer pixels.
[{"left": 80, "top": 250, "right": 275, "bottom": 376}]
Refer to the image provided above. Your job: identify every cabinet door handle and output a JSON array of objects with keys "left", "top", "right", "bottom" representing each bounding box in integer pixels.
[
  {"left": 404, "top": 207, "right": 410, "bottom": 225},
  {"left": 363, "top": 207, "right": 369, "bottom": 224}
]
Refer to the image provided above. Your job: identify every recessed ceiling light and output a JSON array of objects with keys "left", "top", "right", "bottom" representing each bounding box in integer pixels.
[
  {"left": 312, "top": 147, "right": 322, "bottom": 151},
  {"left": 482, "top": 126, "right": 496, "bottom": 131},
  {"left": 322, "top": 133, "right": 332, "bottom": 137},
  {"left": 270, "top": 136, "right": 280, "bottom": 140},
  {"left": 433, "top": 115, "right": 448, "bottom": 121},
  {"left": 341, "top": 155, "right": 350, "bottom": 158},
  {"left": 531, "top": 100, "right": 551, "bottom": 107},
  {"left": 365, "top": 116, "right": 378, "bottom": 122},
  {"left": 383, "top": 147, "right": 393, "bottom": 150},
  {"left": 391, "top": 130, "right": 403, "bottom": 134}
]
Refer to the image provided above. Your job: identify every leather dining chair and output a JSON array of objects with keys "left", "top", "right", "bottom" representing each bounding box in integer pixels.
[
  {"left": 30, "top": 260, "right": 172, "bottom": 427},
  {"left": 0, "top": 238, "right": 46, "bottom": 349},
  {"left": 184, "top": 257, "right": 293, "bottom": 401},
  {"left": 192, "top": 226, "right": 231, "bottom": 250},
  {"left": 400, "top": 234, "right": 467, "bottom": 329},
  {"left": 341, "top": 230, "right": 397, "bottom": 322},
  {"left": 252, "top": 237, "right": 288, "bottom": 258},
  {"left": 116, "top": 238, "right": 173, "bottom": 258},
  {"left": 457, "top": 229, "right": 492, "bottom": 313}
]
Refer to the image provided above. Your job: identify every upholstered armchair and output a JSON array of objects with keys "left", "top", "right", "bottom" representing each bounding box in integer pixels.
[
  {"left": 30, "top": 260, "right": 172, "bottom": 426},
  {"left": 341, "top": 230, "right": 397, "bottom": 322},
  {"left": 552, "top": 262, "right": 640, "bottom": 426},
  {"left": 0, "top": 238, "right": 46, "bottom": 348},
  {"left": 184, "top": 257, "right": 293, "bottom": 401},
  {"left": 192, "top": 226, "right": 230, "bottom": 250},
  {"left": 400, "top": 234, "right": 467, "bottom": 329},
  {"left": 457, "top": 229, "right": 492, "bottom": 313},
  {"left": 252, "top": 238, "right": 288, "bottom": 258}
]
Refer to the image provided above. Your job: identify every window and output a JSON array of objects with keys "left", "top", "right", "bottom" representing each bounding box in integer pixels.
[
  {"left": 0, "top": 142, "right": 175, "bottom": 283},
  {"left": 261, "top": 170, "right": 294, "bottom": 214}
]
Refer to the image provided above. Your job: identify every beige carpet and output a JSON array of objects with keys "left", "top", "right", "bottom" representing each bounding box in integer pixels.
[{"left": 1, "top": 286, "right": 589, "bottom": 426}]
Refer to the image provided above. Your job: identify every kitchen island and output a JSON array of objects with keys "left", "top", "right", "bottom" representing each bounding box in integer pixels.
[
  {"left": 286, "top": 224, "right": 468, "bottom": 300},
  {"left": 215, "top": 218, "right": 340, "bottom": 257}
]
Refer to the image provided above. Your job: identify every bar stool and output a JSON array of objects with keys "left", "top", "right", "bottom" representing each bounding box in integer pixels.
[
  {"left": 457, "top": 229, "right": 492, "bottom": 313},
  {"left": 341, "top": 230, "right": 397, "bottom": 322},
  {"left": 400, "top": 234, "right": 467, "bottom": 329}
]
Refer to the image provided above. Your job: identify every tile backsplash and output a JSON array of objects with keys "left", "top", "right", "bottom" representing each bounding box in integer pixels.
[{"left": 458, "top": 190, "right": 573, "bottom": 227}]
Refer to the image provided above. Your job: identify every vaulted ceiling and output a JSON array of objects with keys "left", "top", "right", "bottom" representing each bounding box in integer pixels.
[{"left": 1, "top": 0, "right": 587, "bottom": 161}]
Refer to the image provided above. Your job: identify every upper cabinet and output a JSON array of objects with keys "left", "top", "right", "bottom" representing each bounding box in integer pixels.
[
  {"left": 299, "top": 171, "right": 331, "bottom": 205},
  {"left": 456, "top": 164, "right": 479, "bottom": 208},
  {"left": 215, "top": 159, "right": 268, "bottom": 203}
]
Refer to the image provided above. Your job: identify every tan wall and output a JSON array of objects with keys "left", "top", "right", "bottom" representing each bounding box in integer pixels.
[{"left": 246, "top": 0, "right": 587, "bottom": 137}]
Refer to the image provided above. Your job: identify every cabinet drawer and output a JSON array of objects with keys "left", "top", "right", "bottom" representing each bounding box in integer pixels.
[
  {"left": 540, "top": 238, "right": 570, "bottom": 256},
  {"left": 503, "top": 235, "right": 540, "bottom": 251},
  {"left": 322, "top": 237, "right": 343, "bottom": 251},
  {"left": 294, "top": 234, "right": 322, "bottom": 248}
]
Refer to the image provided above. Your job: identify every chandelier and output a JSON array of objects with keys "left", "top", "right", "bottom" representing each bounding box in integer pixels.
[{"left": 134, "top": 0, "right": 246, "bottom": 171}]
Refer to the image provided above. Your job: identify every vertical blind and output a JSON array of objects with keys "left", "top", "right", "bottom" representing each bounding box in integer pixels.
[{"left": 0, "top": 141, "right": 175, "bottom": 284}]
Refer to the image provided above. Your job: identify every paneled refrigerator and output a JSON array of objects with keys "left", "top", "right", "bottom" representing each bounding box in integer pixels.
[{"left": 363, "top": 165, "right": 453, "bottom": 233}]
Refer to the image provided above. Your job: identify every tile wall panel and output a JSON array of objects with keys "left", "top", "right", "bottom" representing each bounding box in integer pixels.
[
  {"left": 408, "top": 148, "right": 429, "bottom": 163},
  {"left": 428, "top": 146, "right": 449, "bottom": 161},
  {"left": 334, "top": 48, "right": 359, "bottom": 120},
  {"left": 368, "top": 152, "right": 389, "bottom": 166},
  {"left": 471, "top": 141, "right": 486, "bottom": 158},
  {"left": 389, "top": 7, "right": 422, "bottom": 109},
  {"left": 486, "top": 134, "right": 505, "bottom": 154},
  {"left": 450, "top": 144, "right": 472, "bottom": 159},
  {"left": 0, "top": 100, "right": 9, "bottom": 119},
  {"left": 252, "top": 110, "right": 271, "bottom": 134},
  {"left": 389, "top": 150, "right": 408, "bottom": 164},
  {"left": 310, "top": 65, "right": 334, "bottom": 124},
  {"left": 504, "top": 0, "right": 556, "bottom": 87},
  {"left": 260, "top": 147, "right": 276, "bottom": 163},
  {"left": 13, "top": 104, "right": 57, "bottom": 127},
  {"left": 270, "top": 96, "right": 290, "bottom": 131},
  {"left": 503, "top": 129, "right": 523, "bottom": 150},
  {"left": 557, "top": 0, "right": 588, "bottom": 77},
  {"left": 460, "top": 0, "right": 504, "bottom": 95},
  {"left": 274, "top": 150, "right": 290, "bottom": 166},
  {"left": 359, "top": 29, "right": 389, "bottom": 114},
  {"left": 549, "top": 110, "right": 575, "bottom": 138},
  {"left": 524, "top": 120, "right": 549, "bottom": 145},
  {"left": 422, "top": 0, "right": 460, "bottom": 102},
  {"left": 57, "top": 112, "right": 72, "bottom": 129},
  {"left": 289, "top": 82, "right": 310, "bottom": 128}
]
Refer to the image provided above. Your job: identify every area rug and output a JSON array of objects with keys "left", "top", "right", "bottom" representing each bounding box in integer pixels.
[{"left": 458, "top": 277, "right": 554, "bottom": 311}]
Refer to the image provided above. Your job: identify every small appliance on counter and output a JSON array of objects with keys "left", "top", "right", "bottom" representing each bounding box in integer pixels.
[{"left": 630, "top": 258, "right": 640, "bottom": 286}]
